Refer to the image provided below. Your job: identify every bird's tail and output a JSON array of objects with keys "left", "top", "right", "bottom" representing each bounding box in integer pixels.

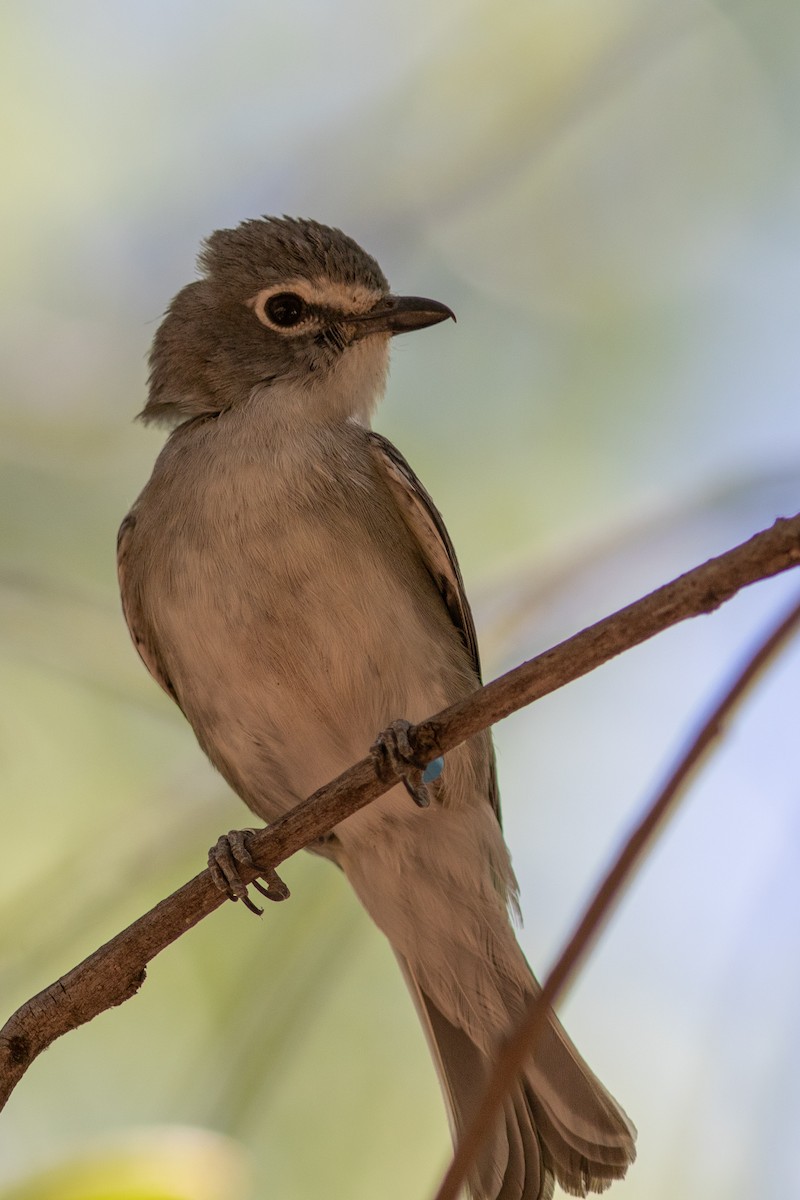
[{"left": 397, "top": 956, "right": 636, "bottom": 1200}]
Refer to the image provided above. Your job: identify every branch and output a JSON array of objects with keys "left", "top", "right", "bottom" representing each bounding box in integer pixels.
[
  {"left": 0, "top": 513, "right": 798, "bottom": 1109},
  {"left": 431, "top": 587, "right": 800, "bottom": 1200}
]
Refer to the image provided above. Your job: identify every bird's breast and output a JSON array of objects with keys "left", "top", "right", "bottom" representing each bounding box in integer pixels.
[{"left": 131, "top": 425, "right": 472, "bottom": 814}]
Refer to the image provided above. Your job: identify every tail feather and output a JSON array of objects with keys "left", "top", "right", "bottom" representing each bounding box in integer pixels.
[
  {"left": 522, "top": 1007, "right": 636, "bottom": 1165},
  {"left": 524, "top": 1087, "right": 631, "bottom": 1195},
  {"left": 497, "top": 1090, "right": 548, "bottom": 1200},
  {"left": 495, "top": 1095, "right": 526, "bottom": 1200},
  {"left": 417, "top": 976, "right": 514, "bottom": 1198},
  {"left": 397, "top": 953, "right": 635, "bottom": 1200},
  {"left": 512, "top": 1088, "right": 552, "bottom": 1200}
]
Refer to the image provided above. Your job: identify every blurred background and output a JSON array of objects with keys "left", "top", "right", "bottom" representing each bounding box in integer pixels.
[{"left": 1, "top": 1, "right": 799, "bottom": 1197}]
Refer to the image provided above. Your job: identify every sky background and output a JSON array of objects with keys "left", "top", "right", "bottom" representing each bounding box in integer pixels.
[{"left": 1, "top": 2, "right": 799, "bottom": 1198}]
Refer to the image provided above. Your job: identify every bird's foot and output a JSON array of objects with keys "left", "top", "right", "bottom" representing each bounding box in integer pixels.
[
  {"left": 208, "top": 828, "right": 290, "bottom": 916},
  {"left": 370, "top": 718, "right": 444, "bottom": 809}
]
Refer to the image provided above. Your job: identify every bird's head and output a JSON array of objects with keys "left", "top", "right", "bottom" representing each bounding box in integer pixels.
[{"left": 142, "top": 216, "right": 454, "bottom": 428}]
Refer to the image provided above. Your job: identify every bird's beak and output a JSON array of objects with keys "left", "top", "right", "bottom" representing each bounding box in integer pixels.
[{"left": 348, "top": 295, "right": 456, "bottom": 339}]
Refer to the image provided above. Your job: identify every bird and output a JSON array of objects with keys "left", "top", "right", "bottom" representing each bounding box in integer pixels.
[{"left": 118, "top": 215, "right": 636, "bottom": 1200}]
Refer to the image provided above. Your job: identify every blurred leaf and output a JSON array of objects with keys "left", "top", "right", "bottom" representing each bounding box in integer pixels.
[{"left": 0, "top": 1127, "right": 251, "bottom": 1200}]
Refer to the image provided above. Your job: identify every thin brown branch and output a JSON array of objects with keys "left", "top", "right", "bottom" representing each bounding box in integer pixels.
[
  {"left": 432, "top": 589, "right": 800, "bottom": 1200},
  {"left": 0, "top": 514, "right": 798, "bottom": 1110}
]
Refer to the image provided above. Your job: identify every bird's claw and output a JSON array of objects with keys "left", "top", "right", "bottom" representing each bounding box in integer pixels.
[
  {"left": 370, "top": 718, "right": 442, "bottom": 808},
  {"left": 208, "top": 829, "right": 290, "bottom": 916}
]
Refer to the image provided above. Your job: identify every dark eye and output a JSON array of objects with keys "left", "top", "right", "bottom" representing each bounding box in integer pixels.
[{"left": 265, "top": 292, "right": 307, "bottom": 328}]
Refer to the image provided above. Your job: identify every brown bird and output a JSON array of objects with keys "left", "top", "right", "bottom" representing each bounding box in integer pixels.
[{"left": 118, "top": 216, "right": 636, "bottom": 1200}]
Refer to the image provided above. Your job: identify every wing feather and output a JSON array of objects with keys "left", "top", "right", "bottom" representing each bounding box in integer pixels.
[
  {"left": 368, "top": 431, "right": 501, "bottom": 822},
  {"left": 117, "top": 511, "right": 181, "bottom": 707}
]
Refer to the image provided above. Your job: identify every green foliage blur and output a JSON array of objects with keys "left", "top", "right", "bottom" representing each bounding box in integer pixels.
[{"left": 1, "top": 2, "right": 799, "bottom": 1198}]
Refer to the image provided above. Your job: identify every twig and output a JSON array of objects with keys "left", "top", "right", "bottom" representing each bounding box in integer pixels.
[
  {"left": 0, "top": 514, "right": 798, "bottom": 1109},
  {"left": 432, "top": 589, "right": 800, "bottom": 1200}
]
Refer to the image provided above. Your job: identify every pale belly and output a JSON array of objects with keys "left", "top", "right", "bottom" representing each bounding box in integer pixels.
[{"left": 140, "top": 482, "right": 474, "bottom": 828}]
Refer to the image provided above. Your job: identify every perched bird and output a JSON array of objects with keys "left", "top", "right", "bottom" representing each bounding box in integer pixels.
[{"left": 118, "top": 216, "right": 636, "bottom": 1200}]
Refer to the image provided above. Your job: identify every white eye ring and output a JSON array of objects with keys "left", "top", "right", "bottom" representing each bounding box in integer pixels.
[
  {"left": 257, "top": 289, "right": 309, "bottom": 328},
  {"left": 253, "top": 290, "right": 310, "bottom": 331}
]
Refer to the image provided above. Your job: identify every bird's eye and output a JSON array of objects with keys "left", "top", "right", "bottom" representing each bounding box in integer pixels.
[{"left": 264, "top": 292, "right": 307, "bottom": 328}]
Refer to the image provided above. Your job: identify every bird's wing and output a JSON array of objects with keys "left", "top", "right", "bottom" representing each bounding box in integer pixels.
[
  {"left": 367, "top": 430, "right": 501, "bottom": 822},
  {"left": 117, "top": 510, "right": 181, "bottom": 707}
]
